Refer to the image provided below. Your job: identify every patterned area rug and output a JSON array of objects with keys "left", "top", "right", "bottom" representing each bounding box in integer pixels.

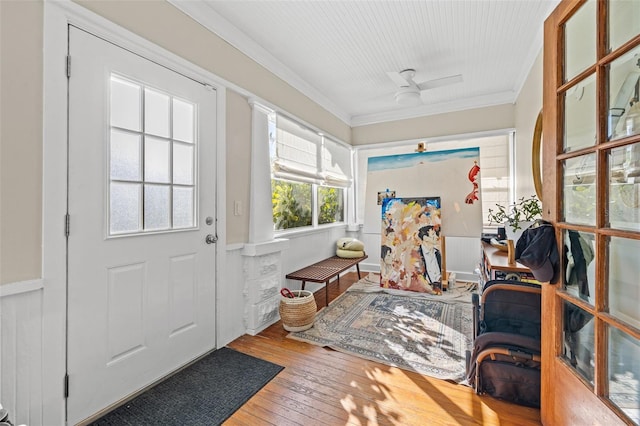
[{"left": 288, "top": 277, "right": 473, "bottom": 383}]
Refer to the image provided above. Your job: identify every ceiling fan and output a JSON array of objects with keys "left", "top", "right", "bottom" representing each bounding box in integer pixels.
[{"left": 386, "top": 69, "right": 463, "bottom": 106}]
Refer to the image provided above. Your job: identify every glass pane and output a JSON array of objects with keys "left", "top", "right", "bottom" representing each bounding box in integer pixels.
[
  {"left": 144, "top": 136, "right": 170, "bottom": 183},
  {"left": 562, "top": 300, "right": 595, "bottom": 384},
  {"left": 608, "top": 237, "right": 640, "bottom": 329},
  {"left": 608, "top": 326, "right": 640, "bottom": 425},
  {"left": 563, "top": 154, "right": 596, "bottom": 225},
  {"left": 564, "top": 74, "right": 597, "bottom": 152},
  {"left": 563, "top": 230, "right": 595, "bottom": 305},
  {"left": 110, "top": 130, "right": 141, "bottom": 181},
  {"left": 173, "top": 143, "right": 194, "bottom": 185},
  {"left": 110, "top": 76, "right": 141, "bottom": 132},
  {"left": 173, "top": 186, "right": 194, "bottom": 228},
  {"left": 272, "top": 179, "right": 312, "bottom": 230},
  {"left": 317, "top": 186, "right": 344, "bottom": 224},
  {"left": 609, "top": 143, "right": 640, "bottom": 231},
  {"left": 608, "top": 45, "right": 640, "bottom": 140},
  {"left": 564, "top": 0, "right": 596, "bottom": 81},
  {"left": 609, "top": 0, "right": 640, "bottom": 52},
  {"left": 144, "top": 184, "right": 170, "bottom": 231},
  {"left": 110, "top": 182, "right": 141, "bottom": 234},
  {"left": 144, "top": 88, "right": 170, "bottom": 138},
  {"left": 173, "top": 98, "right": 195, "bottom": 143}
]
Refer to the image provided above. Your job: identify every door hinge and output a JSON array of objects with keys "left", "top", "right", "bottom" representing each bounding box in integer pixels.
[
  {"left": 65, "top": 213, "right": 70, "bottom": 237},
  {"left": 64, "top": 373, "right": 69, "bottom": 398},
  {"left": 66, "top": 55, "right": 71, "bottom": 78}
]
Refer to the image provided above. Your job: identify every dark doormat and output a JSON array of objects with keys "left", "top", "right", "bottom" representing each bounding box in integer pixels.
[{"left": 89, "top": 347, "right": 284, "bottom": 426}]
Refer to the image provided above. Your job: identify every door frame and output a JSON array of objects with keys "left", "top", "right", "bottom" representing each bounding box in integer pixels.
[{"left": 42, "top": 2, "right": 228, "bottom": 423}]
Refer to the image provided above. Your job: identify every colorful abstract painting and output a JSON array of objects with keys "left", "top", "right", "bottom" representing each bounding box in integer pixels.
[
  {"left": 380, "top": 197, "right": 443, "bottom": 294},
  {"left": 363, "top": 147, "right": 482, "bottom": 238}
]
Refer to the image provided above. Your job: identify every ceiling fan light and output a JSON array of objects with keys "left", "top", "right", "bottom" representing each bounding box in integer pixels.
[{"left": 395, "top": 90, "right": 421, "bottom": 106}]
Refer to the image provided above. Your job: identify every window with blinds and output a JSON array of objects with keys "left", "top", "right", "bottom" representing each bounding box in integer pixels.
[{"left": 270, "top": 114, "right": 352, "bottom": 231}]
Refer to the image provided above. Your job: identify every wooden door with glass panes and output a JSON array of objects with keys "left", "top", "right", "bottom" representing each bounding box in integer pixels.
[{"left": 542, "top": 1, "right": 640, "bottom": 424}]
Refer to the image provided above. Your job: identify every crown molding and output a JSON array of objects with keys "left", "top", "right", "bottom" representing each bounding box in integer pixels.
[
  {"left": 168, "top": 0, "right": 351, "bottom": 125},
  {"left": 168, "top": 0, "right": 545, "bottom": 130},
  {"left": 512, "top": 1, "right": 559, "bottom": 100},
  {"left": 350, "top": 91, "right": 517, "bottom": 127},
  {"left": 512, "top": 16, "right": 544, "bottom": 100}
]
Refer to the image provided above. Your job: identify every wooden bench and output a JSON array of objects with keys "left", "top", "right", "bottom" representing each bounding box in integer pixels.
[{"left": 285, "top": 254, "right": 368, "bottom": 306}]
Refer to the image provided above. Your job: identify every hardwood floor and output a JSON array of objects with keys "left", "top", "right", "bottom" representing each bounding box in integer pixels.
[{"left": 225, "top": 272, "right": 542, "bottom": 426}]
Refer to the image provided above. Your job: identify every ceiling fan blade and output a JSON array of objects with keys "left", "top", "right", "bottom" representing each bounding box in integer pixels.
[
  {"left": 386, "top": 71, "right": 411, "bottom": 88},
  {"left": 417, "top": 74, "right": 463, "bottom": 91}
]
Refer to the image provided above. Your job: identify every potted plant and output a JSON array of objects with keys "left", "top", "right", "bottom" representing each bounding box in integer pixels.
[{"left": 488, "top": 195, "right": 542, "bottom": 241}]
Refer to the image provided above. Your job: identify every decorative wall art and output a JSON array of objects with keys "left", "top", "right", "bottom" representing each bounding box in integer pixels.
[
  {"left": 364, "top": 147, "right": 482, "bottom": 238},
  {"left": 377, "top": 189, "right": 396, "bottom": 205},
  {"left": 380, "top": 197, "right": 443, "bottom": 294}
]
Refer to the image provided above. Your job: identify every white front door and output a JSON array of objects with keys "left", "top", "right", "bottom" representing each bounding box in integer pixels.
[{"left": 66, "top": 26, "right": 217, "bottom": 425}]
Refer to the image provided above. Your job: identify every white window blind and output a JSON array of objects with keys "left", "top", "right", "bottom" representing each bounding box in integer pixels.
[
  {"left": 321, "top": 137, "right": 352, "bottom": 187},
  {"left": 273, "top": 115, "right": 322, "bottom": 182},
  {"left": 272, "top": 115, "right": 352, "bottom": 187}
]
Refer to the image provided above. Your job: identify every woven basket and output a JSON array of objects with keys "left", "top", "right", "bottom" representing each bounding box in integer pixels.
[{"left": 279, "top": 290, "right": 317, "bottom": 332}]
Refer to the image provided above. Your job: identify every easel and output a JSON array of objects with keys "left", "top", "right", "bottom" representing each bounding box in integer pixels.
[{"left": 441, "top": 235, "right": 454, "bottom": 290}]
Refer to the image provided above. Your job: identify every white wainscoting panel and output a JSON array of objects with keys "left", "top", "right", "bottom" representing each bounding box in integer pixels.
[
  {"left": 444, "top": 236, "right": 482, "bottom": 282},
  {"left": 360, "top": 233, "right": 481, "bottom": 281},
  {"left": 281, "top": 226, "right": 351, "bottom": 292},
  {"left": 0, "top": 280, "right": 44, "bottom": 426}
]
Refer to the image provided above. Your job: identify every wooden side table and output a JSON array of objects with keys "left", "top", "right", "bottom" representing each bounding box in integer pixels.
[{"left": 480, "top": 241, "right": 538, "bottom": 285}]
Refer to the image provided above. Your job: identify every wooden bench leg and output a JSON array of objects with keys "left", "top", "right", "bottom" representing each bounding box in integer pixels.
[
  {"left": 325, "top": 280, "right": 330, "bottom": 306},
  {"left": 356, "top": 263, "right": 362, "bottom": 279},
  {"left": 301, "top": 281, "right": 306, "bottom": 290}
]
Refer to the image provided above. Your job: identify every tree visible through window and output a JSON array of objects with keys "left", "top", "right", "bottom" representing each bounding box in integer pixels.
[
  {"left": 318, "top": 186, "right": 344, "bottom": 224},
  {"left": 272, "top": 179, "right": 312, "bottom": 230}
]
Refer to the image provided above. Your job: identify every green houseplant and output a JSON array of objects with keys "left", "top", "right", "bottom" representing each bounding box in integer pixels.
[{"left": 488, "top": 195, "right": 542, "bottom": 234}]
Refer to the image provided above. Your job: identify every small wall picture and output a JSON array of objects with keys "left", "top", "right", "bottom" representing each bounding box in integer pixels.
[
  {"left": 380, "top": 197, "right": 442, "bottom": 294},
  {"left": 377, "top": 189, "right": 396, "bottom": 205}
]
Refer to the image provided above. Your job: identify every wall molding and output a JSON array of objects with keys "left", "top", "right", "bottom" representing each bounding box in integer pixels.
[{"left": 0, "top": 279, "right": 44, "bottom": 298}]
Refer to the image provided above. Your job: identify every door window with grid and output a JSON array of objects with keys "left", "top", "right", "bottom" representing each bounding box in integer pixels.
[{"left": 109, "top": 74, "right": 196, "bottom": 235}]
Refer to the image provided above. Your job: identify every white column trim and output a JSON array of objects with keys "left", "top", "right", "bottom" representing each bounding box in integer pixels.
[{"left": 248, "top": 100, "right": 276, "bottom": 244}]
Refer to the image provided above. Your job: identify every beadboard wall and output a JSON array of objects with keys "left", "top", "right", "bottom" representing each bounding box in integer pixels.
[{"left": 0, "top": 280, "right": 44, "bottom": 426}]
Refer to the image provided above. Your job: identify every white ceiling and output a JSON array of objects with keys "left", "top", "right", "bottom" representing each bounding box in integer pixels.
[{"left": 171, "top": 0, "right": 560, "bottom": 126}]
